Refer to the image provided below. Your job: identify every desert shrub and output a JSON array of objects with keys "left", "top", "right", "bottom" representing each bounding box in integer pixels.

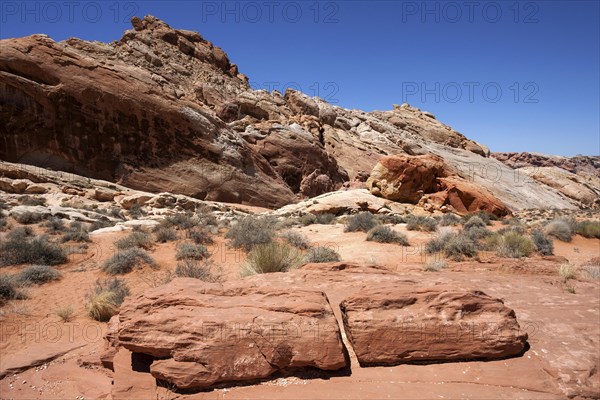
[
  {"left": 241, "top": 242, "right": 301, "bottom": 276},
  {"left": 463, "top": 216, "right": 487, "bottom": 231},
  {"left": 423, "top": 260, "right": 447, "bottom": 272},
  {"left": 176, "top": 242, "right": 209, "bottom": 260},
  {"left": 18, "top": 195, "right": 46, "bottom": 206},
  {"left": 6, "top": 226, "right": 33, "bottom": 241},
  {"left": 175, "top": 259, "right": 216, "bottom": 281},
  {"left": 425, "top": 228, "right": 456, "bottom": 254},
  {"left": 0, "top": 275, "right": 24, "bottom": 305},
  {"left": 444, "top": 234, "right": 478, "bottom": 261},
  {"left": 14, "top": 211, "right": 45, "bottom": 225},
  {"left": 545, "top": 219, "right": 573, "bottom": 242},
  {"left": 463, "top": 226, "right": 493, "bottom": 241},
  {"left": 316, "top": 213, "right": 336, "bottom": 224},
  {"left": 109, "top": 207, "right": 123, "bottom": 219},
  {"left": 86, "top": 278, "right": 130, "bottom": 321},
  {"left": 188, "top": 228, "right": 214, "bottom": 245},
  {"left": 0, "top": 217, "right": 7, "bottom": 231},
  {"left": 405, "top": 215, "right": 438, "bottom": 232},
  {"left": 56, "top": 306, "right": 74, "bottom": 322},
  {"left": 102, "top": 248, "right": 157, "bottom": 275},
  {"left": 532, "top": 230, "right": 554, "bottom": 256},
  {"left": 154, "top": 226, "right": 178, "bottom": 243},
  {"left": 280, "top": 231, "right": 311, "bottom": 250},
  {"left": 440, "top": 213, "right": 460, "bottom": 226},
  {"left": 558, "top": 264, "right": 577, "bottom": 282},
  {"left": 166, "top": 213, "right": 197, "bottom": 230},
  {"left": 376, "top": 214, "right": 405, "bottom": 225},
  {"left": 115, "top": 231, "right": 152, "bottom": 250},
  {"left": 17, "top": 265, "right": 61, "bottom": 285},
  {"left": 0, "top": 235, "right": 67, "bottom": 266},
  {"left": 463, "top": 211, "right": 496, "bottom": 225},
  {"left": 584, "top": 265, "right": 600, "bottom": 280},
  {"left": 43, "top": 218, "right": 67, "bottom": 234},
  {"left": 226, "top": 216, "right": 275, "bottom": 251},
  {"left": 304, "top": 246, "right": 341, "bottom": 263},
  {"left": 495, "top": 231, "right": 534, "bottom": 258},
  {"left": 299, "top": 213, "right": 336, "bottom": 226},
  {"left": 575, "top": 220, "right": 600, "bottom": 239},
  {"left": 61, "top": 224, "right": 90, "bottom": 243},
  {"left": 345, "top": 212, "right": 379, "bottom": 233},
  {"left": 89, "top": 220, "right": 115, "bottom": 231},
  {"left": 128, "top": 204, "right": 144, "bottom": 219},
  {"left": 299, "top": 213, "right": 317, "bottom": 226},
  {"left": 497, "top": 224, "right": 526, "bottom": 235},
  {"left": 366, "top": 225, "right": 409, "bottom": 245}
]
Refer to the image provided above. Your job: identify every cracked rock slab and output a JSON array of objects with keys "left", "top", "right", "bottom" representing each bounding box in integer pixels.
[
  {"left": 341, "top": 285, "right": 528, "bottom": 366},
  {"left": 108, "top": 278, "right": 347, "bottom": 389}
]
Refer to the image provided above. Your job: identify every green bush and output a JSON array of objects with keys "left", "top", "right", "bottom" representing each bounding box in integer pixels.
[
  {"left": 280, "top": 231, "right": 311, "bottom": 250},
  {"left": 154, "top": 226, "right": 178, "bottom": 243},
  {"left": 226, "top": 216, "right": 275, "bottom": 251},
  {"left": 304, "top": 246, "right": 341, "bottom": 263},
  {"left": 425, "top": 229, "right": 456, "bottom": 254},
  {"left": 14, "top": 211, "right": 45, "bottom": 225},
  {"left": 532, "top": 230, "right": 554, "bottom": 256},
  {"left": 545, "top": 218, "right": 573, "bottom": 242},
  {"left": 444, "top": 234, "right": 478, "bottom": 261},
  {"left": 366, "top": 225, "right": 409, "bottom": 245},
  {"left": 0, "top": 235, "right": 67, "bottom": 266},
  {"left": 17, "top": 265, "right": 61, "bottom": 285},
  {"left": 102, "top": 248, "right": 157, "bottom": 275},
  {"left": 405, "top": 215, "right": 438, "bottom": 232},
  {"left": 496, "top": 231, "right": 534, "bottom": 258},
  {"left": 345, "top": 212, "right": 379, "bottom": 233},
  {"left": 241, "top": 242, "right": 301, "bottom": 276},
  {"left": 115, "top": 231, "right": 152, "bottom": 250},
  {"left": 86, "top": 278, "right": 130, "bottom": 321},
  {"left": 176, "top": 242, "right": 209, "bottom": 260},
  {"left": 575, "top": 220, "right": 600, "bottom": 239}
]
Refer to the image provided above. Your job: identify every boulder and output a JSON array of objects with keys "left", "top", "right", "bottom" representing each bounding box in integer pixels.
[
  {"left": 108, "top": 278, "right": 347, "bottom": 389},
  {"left": 367, "top": 154, "right": 447, "bottom": 203},
  {"left": 93, "top": 189, "right": 116, "bottom": 202},
  {"left": 119, "top": 194, "right": 153, "bottom": 209},
  {"left": 285, "top": 89, "right": 319, "bottom": 117},
  {"left": 341, "top": 286, "right": 528, "bottom": 366},
  {"left": 432, "top": 176, "right": 511, "bottom": 217}
]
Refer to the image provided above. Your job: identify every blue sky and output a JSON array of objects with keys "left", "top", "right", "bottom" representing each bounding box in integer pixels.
[{"left": 1, "top": 1, "right": 598, "bottom": 156}]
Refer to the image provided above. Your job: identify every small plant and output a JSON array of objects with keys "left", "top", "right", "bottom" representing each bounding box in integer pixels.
[
  {"left": 304, "top": 246, "right": 341, "bottom": 263},
  {"left": 226, "top": 216, "right": 275, "bottom": 251},
  {"left": 43, "top": 218, "right": 67, "bottom": 234},
  {"left": 575, "top": 220, "right": 600, "bottom": 239},
  {"left": 558, "top": 264, "right": 577, "bottom": 282},
  {"left": 463, "top": 216, "right": 487, "bottom": 231},
  {"left": 17, "top": 265, "right": 61, "bottom": 285},
  {"left": 188, "top": 228, "right": 214, "bottom": 244},
  {"left": 405, "top": 215, "right": 438, "bottom": 232},
  {"left": 564, "top": 284, "right": 576, "bottom": 294},
  {"left": 86, "top": 278, "right": 130, "bottom": 321},
  {"left": 89, "top": 220, "right": 115, "bottom": 231},
  {"left": 376, "top": 214, "right": 405, "bottom": 225},
  {"left": 495, "top": 231, "right": 534, "bottom": 258},
  {"left": 176, "top": 242, "right": 209, "bottom": 260},
  {"left": 345, "top": 212, "right": 379, "bottom": 233},
  {"left": 6, "top": 226, "right": 34, "bottom": 240},
  {"left": 18, "top": 195, "right": 46, "bottom": 206},
  {"left": 316, "top": 213, "right": 336, "bottom": 224},
  {"left": 109, "top": 207, "right": 123, "bottom": 219},
  {"left": 102, "top": 248, "right": 157, "bottom": 275},
  {"left": 463, "top": 211, "right": 496, "bottom": 225},
  {"left": 366, "top": 225, "right": 409, "bottom": 245},
  {"left": 56, "top": 306, "right": 75, "bottom": 322},
  {"left": 444, "top": 233, "right": 478, "bottom": 261},
  {"left": 280, "top": 231, "right": 311, "bottom": 250},
  {"left": 61, "top": 224, "right": 90, "bottom": 243},
  {"left": 439, "top": 213, "right": 460, "bottom": 226},
  {"left": 154, "top": 226, "right": 178, "bottom": 243},
  {"left": 0, "top": 217, "right": 7, "bottom": 231},
  {"left": 423, "top": 259, "right": 447, "bottom": 272},
  {"left": 115, "top": 231, "right": 152, "bottom": 250},
  {"left": 0, "top": 275, "right": 24, "bottom": 305},
  {"left": 175, "top": 259, "right": 216, "bottom": 281},
  {"left": 0, "top": 235, "right": 67, "bottom": 266},
  {"left": 584, "top": 265, "right": 600, "bottom": 280},
  {"left": 241, "top": 242, "right": 301, "bottom": 276},
  {"left": 532, "top": 230, "right": 554, "bottom": 256},
  {"left": 128, "top": 204, "right": 145, "bottom": 219},
  {"left": 14, "top": 211, "right": 45, "bottom": 225},
  {"left": 425, "top": 228, "right": 456, "bottom": 254},
  {"left": 299, "top": 213, "right": 317, "bottom": 226},
  {"left": 166, "top": 213, "right": 197, "bottom": 230},
  {"left": 545, "top": 218, "right": 573, "bottom": 242}
]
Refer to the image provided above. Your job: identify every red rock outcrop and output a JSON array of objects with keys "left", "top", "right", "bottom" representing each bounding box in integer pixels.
[
  {"left": 492, "top": 152, "right": 600, "bottom": 179},
  {"left": 106, "top": 278, "right": 347, "bottom": 389},
  {"left": 341, "top": 286, "right": 528, "bottom": 366}
]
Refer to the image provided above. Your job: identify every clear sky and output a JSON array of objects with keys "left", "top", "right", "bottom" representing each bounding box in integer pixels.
[{"left": 1, "top": 0, "right": 598, "bottom": 156}]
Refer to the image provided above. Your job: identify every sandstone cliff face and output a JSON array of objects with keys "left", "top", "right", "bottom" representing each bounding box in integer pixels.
[{"left": 0, "top": 15, "right": 587, "bottom": 211}]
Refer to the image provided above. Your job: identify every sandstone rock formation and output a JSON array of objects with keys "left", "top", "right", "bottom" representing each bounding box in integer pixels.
[
  {"left": 493, "top": 152, "right": 600, "bottom": 179},
  {"left": 106, "top": 278, "right": 347, "bottom": 389},
  {"left": 341, "top": 286, "right": 528, "bottom": 366},
  {"left": 0, "top": 15, "right": 585, "bottom": 212}
]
